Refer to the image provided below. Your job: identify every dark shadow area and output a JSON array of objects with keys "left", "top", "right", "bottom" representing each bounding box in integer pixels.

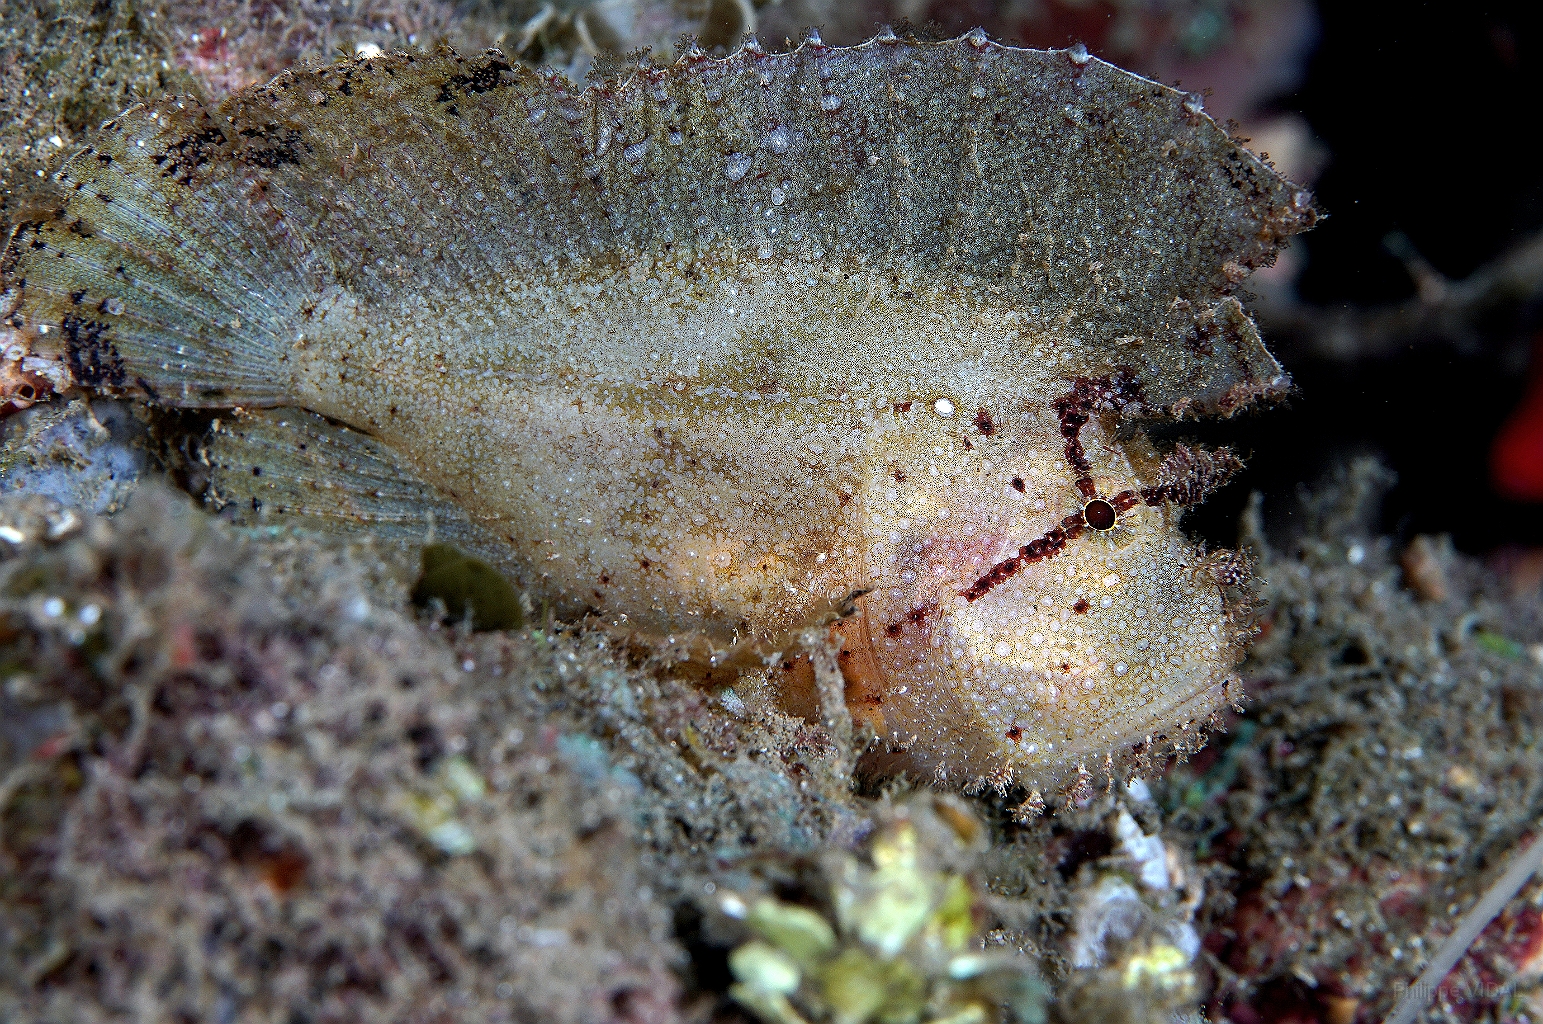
[{"left": 1195, "top": 3, "right": 1543, "bottom": 552}]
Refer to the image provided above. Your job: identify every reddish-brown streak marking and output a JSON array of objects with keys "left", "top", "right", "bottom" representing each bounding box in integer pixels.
[
  {"left": 960, "top": 553, "right": 1028, "bottom": 603},
  {"left": 961, "top": 375, "right": 1143, "bottom": 604},
  {"left": 884, "top": 601, "right": 938, "bottom": 637},
  {"left": 1054, "top": 372, "right": 1142, "bottom": 496},
  {"left": 1011, "top": 476, "right": 1025, "bottom": 492},
  {"left": 1005, "top": 726, "right": 1023, "bottom": 742},
  {"left": 974, "top": 407, "right": 996, "bottom": 435},
  {"left": 1072, "top": 598, "right": 1090, "bottom": 614}
]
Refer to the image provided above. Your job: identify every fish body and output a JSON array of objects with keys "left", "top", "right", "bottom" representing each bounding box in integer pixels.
[{"left": 0, "top": 37, "right": 1312, "bottom": 789}]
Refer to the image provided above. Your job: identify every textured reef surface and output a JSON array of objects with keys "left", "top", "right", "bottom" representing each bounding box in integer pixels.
[
  {"left": 4, "top": 4, "right": 1543, "bottom": 1024},
  {"left": 6, "top": 428, "right": 1543, "bottom": 1024}
]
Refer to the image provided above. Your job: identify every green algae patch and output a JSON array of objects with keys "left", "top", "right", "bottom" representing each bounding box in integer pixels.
[
  {"left": 1472, "top": 628, "right": 1529, "bottom": 661},
  {"left": 412, "top": 542, "right": 523, "bottom": 631}
]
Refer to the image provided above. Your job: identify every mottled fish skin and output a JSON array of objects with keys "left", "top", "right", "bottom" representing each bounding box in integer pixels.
[{"left": 0, "top": 36, "right": 1313, "bottom": 789}]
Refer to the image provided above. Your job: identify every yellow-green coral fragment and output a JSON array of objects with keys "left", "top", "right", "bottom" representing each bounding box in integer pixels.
[
  {"left": 0, "top": 33, "right": 1311, "bottom": 789},
  {"left": 749, "top": 899, "right": 839, "bottom": 963},
  {"left": 399, "top": 754, "right": 487, "bottom": 855},
  {"left": 732, "top": 941, "right": 804, "bottom": 995},
  {"left": 1120, "top": 943, "right": 1192, "bottom": 993},
  {"left": 724, "top": 799, "right": 1044, "bottom": 1024}
]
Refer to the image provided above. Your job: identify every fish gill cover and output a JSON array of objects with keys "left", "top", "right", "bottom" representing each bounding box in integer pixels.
[{"left": 0, "top": 32, "right": 1314, "bottom": 793}]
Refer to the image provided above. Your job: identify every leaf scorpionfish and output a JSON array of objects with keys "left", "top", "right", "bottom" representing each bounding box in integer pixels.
[{"left": 0, "top": 32, "right": 1315, "bottom": 794}]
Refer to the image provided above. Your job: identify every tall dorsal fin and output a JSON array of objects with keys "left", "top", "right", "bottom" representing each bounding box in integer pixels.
[{"left": 3, "top": 38, "right": 1311, "bottom": 413}]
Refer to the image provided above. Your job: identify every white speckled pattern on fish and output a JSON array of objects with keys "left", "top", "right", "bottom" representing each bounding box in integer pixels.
[{"left": 0, "top": 35, "right": 1314, "bottom": 790}]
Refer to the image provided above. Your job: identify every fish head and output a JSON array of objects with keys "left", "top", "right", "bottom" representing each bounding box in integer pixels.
[{"left": 834, "top": 411, "right": 1248, "bottom": 793}]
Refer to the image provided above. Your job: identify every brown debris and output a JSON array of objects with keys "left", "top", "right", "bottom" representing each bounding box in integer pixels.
[{"left": 1401, "top": 533, "right": 1453, "bottom": 602}]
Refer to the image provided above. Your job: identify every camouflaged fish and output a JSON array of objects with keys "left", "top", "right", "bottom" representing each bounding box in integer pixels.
[{"left": 0, "top": 32, "right": 1314, "bottom": 793}]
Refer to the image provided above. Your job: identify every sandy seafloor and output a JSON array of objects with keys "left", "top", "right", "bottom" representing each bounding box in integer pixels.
[{"left": 4, "top": 3, "right": 1543, "bottom": 1023}]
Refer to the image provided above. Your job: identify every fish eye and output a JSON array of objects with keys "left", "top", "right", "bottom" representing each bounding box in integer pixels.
[{"left": 1083, "top": 497, "right": 1117, "bottom": 532}]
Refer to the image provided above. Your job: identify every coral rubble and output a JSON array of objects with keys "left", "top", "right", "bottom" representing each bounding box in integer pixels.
[{"left": 1167, "top": 462, "right": 1543, "bottom": 1023}]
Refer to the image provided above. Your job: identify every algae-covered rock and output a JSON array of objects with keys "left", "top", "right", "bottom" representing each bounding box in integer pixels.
[
  {"left": 1162, "top": 462, "right": 1543, "bottom": 1023},
  {"left": 0, "top": 398, "right": 145, "bottom": 515},
  {"left": 0, "top": 486, "right": 681, "bottom": 1023}
]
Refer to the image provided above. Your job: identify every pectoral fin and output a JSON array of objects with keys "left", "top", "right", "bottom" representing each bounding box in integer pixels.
[{"left": 201, "top": 407, "right": 523, "bottom": 591}]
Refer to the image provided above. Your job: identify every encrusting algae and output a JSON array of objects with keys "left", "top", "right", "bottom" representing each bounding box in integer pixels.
[{"left": 0, "top": 31, "right": 1314, "bottom": 793}]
